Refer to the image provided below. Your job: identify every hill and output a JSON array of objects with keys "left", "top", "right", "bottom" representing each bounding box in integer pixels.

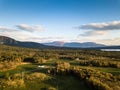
[{"left": 0, "top": 36, "right": 47, "bottom": 48}]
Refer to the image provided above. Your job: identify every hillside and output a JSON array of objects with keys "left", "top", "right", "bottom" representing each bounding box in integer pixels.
[{"left": 0, "top": 36, "right": 48, "bottom": 48}]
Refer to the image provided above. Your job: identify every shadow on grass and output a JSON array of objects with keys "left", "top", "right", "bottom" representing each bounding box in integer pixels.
[{"left": 44, "top": 75, "right": 91, "bottom": 90}]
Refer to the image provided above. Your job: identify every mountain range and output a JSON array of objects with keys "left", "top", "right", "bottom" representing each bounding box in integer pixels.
[
  {"left": 0, "top": 36, "right": 120, "bottom": 49},
  {"left": 43, "top": 41, "right": 106, "bottom": 48}
]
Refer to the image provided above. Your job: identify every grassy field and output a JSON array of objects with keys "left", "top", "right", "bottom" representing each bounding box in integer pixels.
[
  {"left": 0, "top": 60, "right": 120, "bottom": 90},
  {"left": 94, "top": 67, "right": 120, "bottom": 75},
  {"left": 0, "top": 45, "right": 120, "bottom": 90},
  {"left": 0, "top": 63, "right": 91, "bottom": 90},
  {"left": 1, "top": 58, "right": 120, "bottom": 78}
]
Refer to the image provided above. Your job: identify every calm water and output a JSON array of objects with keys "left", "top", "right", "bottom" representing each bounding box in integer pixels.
[{"left": 101, "top": 49, "right": 120, "bottom": 51}]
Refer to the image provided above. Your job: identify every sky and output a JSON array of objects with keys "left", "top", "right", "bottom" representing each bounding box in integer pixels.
[{"left": 0, "top": 0, "right": 120, "bottom": 45}]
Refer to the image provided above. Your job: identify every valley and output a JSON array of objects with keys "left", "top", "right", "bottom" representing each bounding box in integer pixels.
[{"left": 0, "top": 44, "right": 120, "bottom": 90}]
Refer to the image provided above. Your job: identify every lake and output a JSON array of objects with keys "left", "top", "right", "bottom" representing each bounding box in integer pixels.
[{"left": 101, "top": 49, "right": 120, "bottom": 51}]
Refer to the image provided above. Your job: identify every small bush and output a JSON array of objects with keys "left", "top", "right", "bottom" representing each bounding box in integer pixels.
[{"left": 26, "top": 72, "right": 47, "bottom": 81}]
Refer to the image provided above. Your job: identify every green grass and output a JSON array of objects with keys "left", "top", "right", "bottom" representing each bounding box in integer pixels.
[
  {"left": 77, "top": 65, "right": 120, "bottom": 75},
  {"left": 56, "top": 59, "right": 120, "bottom": 76},
  {"left": 45, "top": 59, "right": 79, "bottom": 66},
  {"left": 24, "top": 75, "right": 90, "bottom": 90},
  {"left": 53, "top": 75, "right": 90, "bottom": 90},
  {"left": 0, "top": 76, "right": 90, "bottom": 90},
  {"left": 0, "top": 59, "right": 120, "bottom": 90},
  {"left": 0, "top": 62, "right": 91, "bottom": 90},
  {"left": 0, "top": 64, "right": 38, "bottom": 77},
  {"left": 94, "top": 67, "right": 120, "bottom": 75}
]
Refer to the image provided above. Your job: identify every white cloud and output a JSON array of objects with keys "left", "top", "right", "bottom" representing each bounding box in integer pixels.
[
  {"left": 0, "top": 30, "right": 35, "bottom": 41},
  {"left": 0, "top": 24, "right": 44, "bottom": 32},
  {"left": 74, "top": 37, "right": 120, "bottom": 45},
  {"left": 78, "top": 21, "right": 120, "bottom": 30},
  {"left": 0, "top": 24, "right": 45, "bottom": 42},
  {"left": 80, "top": 30, "right": 109, "bottom": 36},
  {"left": 76, "top": 21, "right": 120, "bottom": 37},
  {"left": 16, "top": 24, "right": 44, "bottom": 32},
  {"left": 99, "top": 38, "right": 120, "bottom": 45},
  {"left": 0, "top": 26, "right": 16, "bottom": 32},
  {"left": 0, "top": 24, "right": 64, "bottom": 42},
  {"left": 27, "top": 37, "right": 65, "bottom": 42}
]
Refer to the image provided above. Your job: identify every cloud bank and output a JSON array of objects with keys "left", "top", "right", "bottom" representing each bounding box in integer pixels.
[
  {"left": 0, "top": 26, "right": 16, "bottom": 32},
  {"left": 0, "top": 24, "right": 44, "bottom": 32},
  {"left": 0, "top": 24, "right": 64, "bottom": 42},
  {"left": 27, "top": 37, "right": 64, "bottom": 42},
  {"left": 77, "top": 21, "right": 120, "bottom": 37},
  {"left": 80, "top": 30, "right": 109, "bottom": 36},
  {"left": 16, "top": 24, "right": 44, "bottom": 32},
  {"left": 97, "top": 38, "right": 120, "bottom": 45},
  {"left": 0, "top": 24, "right": 45, "bottom": 41},
  {"left": 79, "top": 21, "right": 120, "bottom": 30}
]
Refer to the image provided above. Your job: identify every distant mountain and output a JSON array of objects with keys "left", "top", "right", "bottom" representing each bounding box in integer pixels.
[
  {"left": 43, "top": 41, "right": 106, "bottom": 48},
  {"left": 0, "top": 36, "right": 120, "bottom": 49},
  {"left": 64, "top": 42, "right": 106, "bottom": 48},
  {"left": 44, "top": 41, "right": 65, "bottom": 47},
  {"left": 0, "top": 36, "right": 47, "bottom": 48}
]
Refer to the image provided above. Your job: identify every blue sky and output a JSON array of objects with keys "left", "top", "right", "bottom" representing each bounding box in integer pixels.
[{"left": 0, "top": 0, "right": 120, "bottom": 45}]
